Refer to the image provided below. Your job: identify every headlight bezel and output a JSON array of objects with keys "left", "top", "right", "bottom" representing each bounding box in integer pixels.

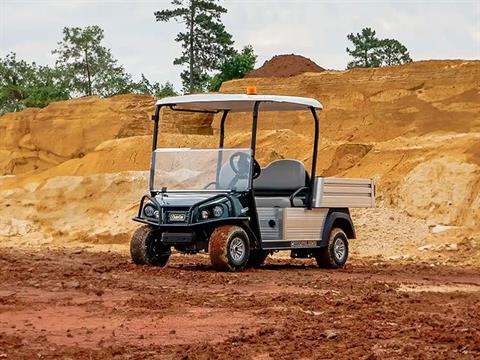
[
  {"left": 143, "top": 203, "right": 159, "bottom": 219},
  {"left": 197, "top": 203, "right": 227, "bottom": 221},
  {"left": 212, "top": 205, "right": 224, "bottom": 217}
]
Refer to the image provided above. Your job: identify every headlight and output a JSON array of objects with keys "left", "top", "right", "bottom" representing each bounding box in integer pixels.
[
  {"left": 212, "top": 205, "right": 224, "bottom": 217},
  {"left": 200, "top": 209, "right": 210, "bottom": 220},
  {"left": 143, "top": 204, "right": 158, "bottom": 218}
]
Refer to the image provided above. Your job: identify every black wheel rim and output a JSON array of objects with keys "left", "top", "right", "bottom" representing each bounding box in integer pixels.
[{"left": 148, "top": 235, "right": 168, "bottom": 259}]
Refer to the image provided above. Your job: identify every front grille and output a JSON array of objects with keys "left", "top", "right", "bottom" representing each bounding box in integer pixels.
[{"left": 165, "top": 209, "right": 189, "bottom": 223}]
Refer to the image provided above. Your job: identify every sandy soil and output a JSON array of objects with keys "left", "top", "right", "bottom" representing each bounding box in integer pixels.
[{"left": 0, "top": 247, "right": 479, "bottom": 359}]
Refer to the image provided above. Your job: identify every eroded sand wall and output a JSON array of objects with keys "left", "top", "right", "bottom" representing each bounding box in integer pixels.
[{"left": 0, "top": 60, "right": 478, "bottom": 252}]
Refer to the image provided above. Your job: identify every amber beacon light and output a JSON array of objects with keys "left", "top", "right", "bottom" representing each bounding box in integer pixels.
[{"left": 246, "top": 86, "right": 257, "bottom": 95}]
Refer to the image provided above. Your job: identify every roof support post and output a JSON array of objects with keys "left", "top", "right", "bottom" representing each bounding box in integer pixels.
[
  {"left": 216, "top": 110, "right": 229, "bottom": 185},
  {"left": 308, "top": 107, "right": 320, "bottom": 209},
  {"left": 219, "top": 110, "right": 229, "bottom": 148},
  {"left": 152, "top": 105, "right": 161, "bottom": 152},
  {"left": 150, "top": 105, "right": 162, "bottom": 195},
  {"left": 251, "top": 102, "right": 261, "bottom": 157}
]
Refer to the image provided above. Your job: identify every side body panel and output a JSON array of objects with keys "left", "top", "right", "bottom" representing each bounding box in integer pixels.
[
  {"left": 257, "top": 208, "right": 284, "bottom": 241},
  {"left": 259, "top": 208, "right": 329, "bottom": 250}
]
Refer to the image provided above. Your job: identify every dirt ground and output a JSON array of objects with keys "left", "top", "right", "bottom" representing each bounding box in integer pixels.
[{"left": 0, "top": 247, "right": 479, "bottom": 359}]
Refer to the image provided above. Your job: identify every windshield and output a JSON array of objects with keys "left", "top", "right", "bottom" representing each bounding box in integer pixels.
[{"left": 152, "top": 148, "right": 252, "bottom": 191}]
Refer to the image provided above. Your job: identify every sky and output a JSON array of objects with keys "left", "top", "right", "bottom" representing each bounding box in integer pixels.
[{"left": 1, "top": 0, "right": 479, "bottom": 90}]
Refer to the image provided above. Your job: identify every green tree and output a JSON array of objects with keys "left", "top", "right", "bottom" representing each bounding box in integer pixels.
[
  {"left": 23, "top": 65, "right": 71, "bottom": 108},
  {"left": 154, "top": 0, "right": 235, "bottom": 93},
  {"left": 133, "top": 74, "right": 178, "bottom": 98},
  {"left": 52, "top": 26, "right": 133, "bottom": 97},
  {"left": 346, "top": 27, "right": 382, "bottom": 68},
  {"left": 346, "top": 27, "right": 412, "bottom": 69},
  {"left": 0, "top": 53, "right": 70, "bottom": 114},
  {"left": 378, "top": 38, "right": 412, "bottom": 66},
  {"left": 0, "top": 53, "right": 35, "bottom": 113},
  {"left": 208, "top": 45, "right": 257, "bottom": 91}
]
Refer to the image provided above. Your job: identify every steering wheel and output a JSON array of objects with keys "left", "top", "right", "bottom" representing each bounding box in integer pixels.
[{"left": 230, "top": 152, "right": 261, "bottom": 179}]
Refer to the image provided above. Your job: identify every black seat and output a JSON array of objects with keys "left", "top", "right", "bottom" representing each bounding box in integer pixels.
[{"left": 254, "top": 159, "right": 309, "bottom": 208}]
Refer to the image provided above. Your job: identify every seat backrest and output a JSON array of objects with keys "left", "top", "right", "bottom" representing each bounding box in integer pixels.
[{"left": 254, "top": 159, "right": 307, "bottom": 192}]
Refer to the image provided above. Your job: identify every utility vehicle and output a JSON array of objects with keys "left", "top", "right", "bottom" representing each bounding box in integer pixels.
[{"left": 131, "top": 92, "right": 375, "bottom": 271}]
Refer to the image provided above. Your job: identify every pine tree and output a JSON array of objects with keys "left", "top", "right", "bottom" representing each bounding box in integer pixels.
[
  {"left": 378, "top": 39, "right": 412, "bottom": 66},
  {"left": 346, "top": 28, "right": 382, "bottom": 68},
  {"left": 155, "top": 0, "right": 235, "bottom": 93},
  {"left": 52, "top": 26, "right": 133, "bottom": 97},
  {"left": 346, "top": 27, "right": 412, "bottom": 69}
]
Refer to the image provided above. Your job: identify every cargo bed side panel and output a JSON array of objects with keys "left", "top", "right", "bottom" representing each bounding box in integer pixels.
[{"left": 313, "top": 177, "right": 375, "bottom": 208}]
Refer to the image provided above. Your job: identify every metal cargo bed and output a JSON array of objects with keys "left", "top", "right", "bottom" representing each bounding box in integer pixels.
[{"left": 312, "top": 177, "right": 375, "bottom": 208}]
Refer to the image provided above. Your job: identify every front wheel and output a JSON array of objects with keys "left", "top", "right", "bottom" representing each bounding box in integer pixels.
[
  {"left": 209, "top": 225, "right": 250, "bottom": 271},
  {"left": 130, "top": 225, "right": 171, "bottom": 267},
  {"left": 315, "top": 227, "right": 349, "bottom": 269}
]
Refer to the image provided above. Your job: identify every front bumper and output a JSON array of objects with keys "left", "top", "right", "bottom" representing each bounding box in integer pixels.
[
  {"left": 161, "top": 232, "right": 196, "bottom": 244},
  {"left": 133, "top": 216, "right": 249, "bottom": 248},
  {"left": 132, "top": 216, "right": 249, "bottom": 228}
]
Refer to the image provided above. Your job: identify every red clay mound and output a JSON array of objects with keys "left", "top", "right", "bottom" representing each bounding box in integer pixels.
[{"left": 245, "top": 54, "right": 325, "bottom": 78}]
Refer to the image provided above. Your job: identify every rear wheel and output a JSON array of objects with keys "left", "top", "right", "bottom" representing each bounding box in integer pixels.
[
  {"left": 315, "top": 227, "right": 349, "bottom": 269},
  {"left": 247, "top": 250, "right": 269, "bottom": 268},
  {"left": 130, "top": 225, "right": 170, "bottom": 267},
  {"left": 209, "top": 225, "right": 250, "bottom": 271}
]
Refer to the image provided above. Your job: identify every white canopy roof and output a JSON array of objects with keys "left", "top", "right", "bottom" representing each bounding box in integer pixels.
[{"left": 156, "top": 94, "right": 323, "bottom": 112}]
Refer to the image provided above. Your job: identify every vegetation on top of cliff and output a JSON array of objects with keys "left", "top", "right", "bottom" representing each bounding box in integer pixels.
[
  {"left": 0, "top": 53, "right": 71, "bottom": 114},
  {"left": 155, "top": 0, "right": 236, "bottom": 93},
  {"left": 347, "top": 27, "right": 412, "bottom": 68},
  {"left": 133, "top": 76, "right": 178, "bottom": 99},
  {"left": 154, "top": 0, "right": 256, "bottom": 94},
  {"left": 0, "top": 26, "right": 178, "bottom": 115},
  {"left": 52, "top": 26, "right": 134, "bottom": 97},
  {"left": 1, "top": 7, "right": 417, "bottom": 115},
  {"left": 208, "top": 45, "right": 257, "bottom": 91}
]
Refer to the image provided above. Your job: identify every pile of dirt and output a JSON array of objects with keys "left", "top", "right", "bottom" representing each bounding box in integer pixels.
[
  {"left": 245, "top": 54, "right": 325, "bottom": 78},
  {"left": 0, "top": 59, "right": 479, "bottom": 264}
]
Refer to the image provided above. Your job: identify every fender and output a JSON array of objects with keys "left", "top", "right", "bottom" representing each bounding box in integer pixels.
[
  {"left": 236, "top": 220, "right": 261, "bottom": 249},
  {"left": 320, "top": 209, "right": 356, "bottom": 247}
]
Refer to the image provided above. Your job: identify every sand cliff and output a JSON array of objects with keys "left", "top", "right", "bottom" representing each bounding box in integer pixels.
[{"left": 0, "top": 60, "right": 478, "bottom": 264}]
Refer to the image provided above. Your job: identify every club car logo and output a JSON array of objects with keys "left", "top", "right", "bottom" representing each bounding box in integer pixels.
[{"left": 169, "top": 212, "right": 186, "bottom": 222}]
